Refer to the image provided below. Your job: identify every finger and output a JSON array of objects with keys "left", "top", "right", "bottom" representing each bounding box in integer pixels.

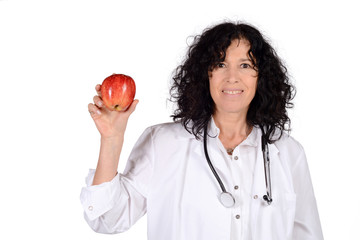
[
  {"left": 88, "top": 103, "right": 102, "bottom": 117},
  {"left": 95, "top": 84, "right": 102, "bottom": 97},
  {"left": 93, "top": 95, "right": 104, "bottom": 108}
]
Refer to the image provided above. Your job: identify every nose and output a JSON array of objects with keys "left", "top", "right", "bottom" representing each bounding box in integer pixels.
[{"left": 225, "top": 67, "right": 240, "bottom": 83}]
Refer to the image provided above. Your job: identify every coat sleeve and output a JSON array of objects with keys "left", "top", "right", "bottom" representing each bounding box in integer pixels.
[
  {"left": 291, "top": 145, "right": 324, "bottom": 240},
  {"left": 79, "top": 127, "right": 155, "bottom": 234}
]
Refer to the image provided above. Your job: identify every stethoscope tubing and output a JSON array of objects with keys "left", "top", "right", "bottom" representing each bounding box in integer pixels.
[
  {"left": 261, "top": 133, "right": 273, "bottom": 205},
  {"left": 203, "top": 123, "right": 273, "bottom": 207},
  {"left": 203, "top": 123, "right": 227, "bottom": 193}
]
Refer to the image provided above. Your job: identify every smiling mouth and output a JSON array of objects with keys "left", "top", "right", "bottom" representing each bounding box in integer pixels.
[{"left": 222, "top": 90, "right": 244, "bottom": 94}]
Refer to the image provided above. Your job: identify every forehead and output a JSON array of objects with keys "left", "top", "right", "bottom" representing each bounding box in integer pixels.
[{"left": 225, "top": 38, "right": 251, "bottom": 56}]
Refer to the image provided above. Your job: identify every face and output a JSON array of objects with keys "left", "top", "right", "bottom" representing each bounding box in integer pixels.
[{"left": 209, "top": 39, "right": 258, "bottom": 116}]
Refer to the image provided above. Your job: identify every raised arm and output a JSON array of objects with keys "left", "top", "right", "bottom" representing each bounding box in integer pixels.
[{"left": 88, "top": 84, "right": 139, "bottom": 185}]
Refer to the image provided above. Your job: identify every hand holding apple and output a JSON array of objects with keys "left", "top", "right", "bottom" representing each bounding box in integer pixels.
[{"left": 88, "top": 74, "right": 138, "bottom": 139}]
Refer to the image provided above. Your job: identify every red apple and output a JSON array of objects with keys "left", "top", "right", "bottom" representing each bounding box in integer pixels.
[{"left": 100, "top": 74, "right": 136, "bottom": 111}]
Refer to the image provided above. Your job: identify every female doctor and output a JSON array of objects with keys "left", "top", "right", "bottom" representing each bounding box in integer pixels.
[{"left": 81, "top": 22, "right": 323, "bottom": 240}]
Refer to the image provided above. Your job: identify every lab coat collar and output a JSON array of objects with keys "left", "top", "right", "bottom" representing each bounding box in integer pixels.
[
  {"left": 209, "top": 117, "right": 259, "bottom": 147},
  {"left": 174, "top": 117, "right": 268, "bottom": 150}
]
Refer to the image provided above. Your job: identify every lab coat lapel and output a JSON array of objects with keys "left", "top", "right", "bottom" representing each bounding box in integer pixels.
[
  {"left": 250, "top": 139, "right": 280, "bottom": 238},
  {"left": 192, "top": 135, "right": 233, "bottom": 193},
  {"left": 209, "top": 137, "right": 233, "bottom": 189}
]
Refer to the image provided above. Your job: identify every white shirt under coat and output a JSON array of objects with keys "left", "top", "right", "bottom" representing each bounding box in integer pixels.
[{"left": 80, "top": 119, "right": 323, "bottom": 240}]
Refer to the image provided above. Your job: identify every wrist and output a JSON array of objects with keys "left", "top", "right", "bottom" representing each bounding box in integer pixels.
[{"left": 100, "top": 135, "right": 124, "bottom": 143}]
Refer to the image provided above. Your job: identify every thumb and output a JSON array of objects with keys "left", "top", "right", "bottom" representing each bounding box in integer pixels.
[{"left": 126, "top": 99, "right": 139, "bottom": 115}]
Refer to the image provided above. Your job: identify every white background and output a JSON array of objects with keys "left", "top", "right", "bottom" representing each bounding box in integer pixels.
[{"left": 0, "top": 0, "right": 359, "bottom": 239}]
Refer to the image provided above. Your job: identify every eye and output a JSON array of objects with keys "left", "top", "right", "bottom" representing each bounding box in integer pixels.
[
  {"left": 216, "top": 62, "right": 226, "bottom": 68},
  {"left": 240, "top": 63, "right": 252, "bottom": 69}
]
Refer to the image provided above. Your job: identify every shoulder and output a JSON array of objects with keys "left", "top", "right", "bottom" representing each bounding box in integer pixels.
[
  {"left": 273, "top": 131, "right": 305, "bottom": 163},
  {"left": 144, "top": 122, "right": 195, "bottom": 141},
  {"left": 130, "top": 122, "right": 195, "bottom": 158}
]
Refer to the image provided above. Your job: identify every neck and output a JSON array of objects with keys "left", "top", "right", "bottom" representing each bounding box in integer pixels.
[{"left": 213, "top": 111, "right": 252, "bottom": 149}]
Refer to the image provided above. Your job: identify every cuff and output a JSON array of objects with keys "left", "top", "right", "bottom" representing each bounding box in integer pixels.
[{"left": 80, "top": 169, "right": 120, "bottom": 221}]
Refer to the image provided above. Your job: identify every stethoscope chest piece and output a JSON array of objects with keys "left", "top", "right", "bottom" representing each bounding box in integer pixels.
[{"left": 220, "top": 192, "right": 235, "bottom": 208}]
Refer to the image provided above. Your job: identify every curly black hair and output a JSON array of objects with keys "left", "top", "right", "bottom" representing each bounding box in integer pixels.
[{"left": 170, "top": 21, "right": 295, "bottom": 144}]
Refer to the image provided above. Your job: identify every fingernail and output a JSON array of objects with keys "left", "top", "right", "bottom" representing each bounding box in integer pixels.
[
  {"left": 97, "top": 110, "right": 101, "bottom": 115},
  {"left": 98, "top": 101, "right": 103, "bottom": 107}
]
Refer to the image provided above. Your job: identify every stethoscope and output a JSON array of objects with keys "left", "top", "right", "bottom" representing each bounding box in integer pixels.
[{"left": 203, "top": 124, "right": 273, "bottom": 208}]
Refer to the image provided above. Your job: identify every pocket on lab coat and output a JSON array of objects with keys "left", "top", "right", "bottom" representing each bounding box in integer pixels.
[{"left": 252, "top": 193, "right": 296, "bottom": 240}]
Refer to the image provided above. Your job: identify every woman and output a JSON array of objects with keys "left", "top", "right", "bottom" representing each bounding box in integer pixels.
[{"left": 81, "top": 22, "right": 323, "bottom": 240}]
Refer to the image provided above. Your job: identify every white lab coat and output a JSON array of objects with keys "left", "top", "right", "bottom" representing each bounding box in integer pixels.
[{"left": 80, "top": 120, "right": 323, "bottom": 240}]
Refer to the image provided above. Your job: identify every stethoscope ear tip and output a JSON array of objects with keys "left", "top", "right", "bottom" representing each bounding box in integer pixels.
[{"left": 263, "top": 195, "right": 273, "bottom": 205}]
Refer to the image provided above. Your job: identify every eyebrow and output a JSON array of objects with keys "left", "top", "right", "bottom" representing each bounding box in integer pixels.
[{"left": 239, "top": 58, "right": 251, "bottom": 62}]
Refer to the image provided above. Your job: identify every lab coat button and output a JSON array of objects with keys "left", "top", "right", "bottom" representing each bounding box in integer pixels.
[
  {"left": 234, "top": 156, "right": 239, "bottom": 160},
  {"left": 253, "top": 195, "right": 258, "bottom": 199},
  {"left": 88, "top": 206, "right": 93, "bottom": 211},
  {"left": 235, "top": 214, "right": 240, "bottom": 219},
  {"left": 234, "top": 185, "right": 239, "bottom": 190}
]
